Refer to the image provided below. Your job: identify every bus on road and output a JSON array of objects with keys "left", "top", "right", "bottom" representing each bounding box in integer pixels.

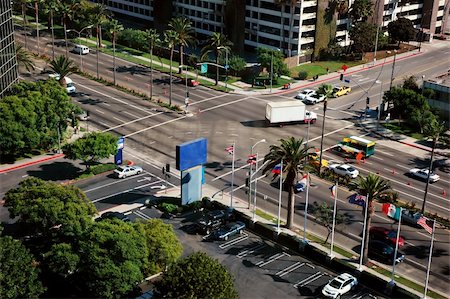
[{"left": 335, "top": 136, "right": 376, "bottom": 157}]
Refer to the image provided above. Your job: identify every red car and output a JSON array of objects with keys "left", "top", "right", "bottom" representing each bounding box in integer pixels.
[
  {"left": 182, "top": 78, "right": 200, "bottom": 87},
  {"left": 369, "top": 226, "right": 405, "bottom": 247}
]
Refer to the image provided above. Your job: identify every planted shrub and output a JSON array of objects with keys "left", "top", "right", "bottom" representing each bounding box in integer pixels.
[
  {"left": 298, "top": 71, "right": 308, "bottom": 80},
  {"left": 160, "top": 203, "right": 178, "bottom": 214}
]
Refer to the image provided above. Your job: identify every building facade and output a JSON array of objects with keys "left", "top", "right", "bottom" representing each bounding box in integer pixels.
[
  {"left": 0, "top": 0, "right": 18, "bottom": 97},
  {"left": 424, "top": 70, "right": 450, "bottom": 126},
  {"left": 91, "top": 0, "right": 450, "bottom": 60}
]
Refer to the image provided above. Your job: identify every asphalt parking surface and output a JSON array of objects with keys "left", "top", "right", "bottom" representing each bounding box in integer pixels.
[{"left": 129, "top": 206, "right": 384, "bottom": 299}]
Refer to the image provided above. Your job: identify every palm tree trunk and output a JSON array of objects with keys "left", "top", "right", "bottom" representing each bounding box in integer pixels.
[
  {"left": 96, "top": 25, "right": 100, "bottom": 79},
  {"left": 179, "top": 44, "right": 183, "bottom": 74},
  {"left": 421, "top": 138, "right": 436, "bottom": 213},
  {"left": 63, "top": 17, "right": 68, "bottom": 57},
  {"left": 169, "top": 48, "right": 173, "bottom": 105},
  {"left": 150, "top": 47, "right": 153, "bottom": 98},
  {"left": 362, "top": 202, "right": 373, "bottom": 264},
  {"left": 22, "top": 4, "right": 28, "bottom": 50},
  {"left": 113, "top": 37, "right": 116, "bottom": 85},
  {"left": 98, "top": 26, "right": 103, "bottom": 48},
  {"left": 50, "top": 10, "right": 55, "bottom": 60},
  {"left": 35, "top": 1, "right": 40, "bottom": 56},
  {"left": 286, "top": 185, "right": 295, "bottom": 228},
  {"left": 318, "top": 100, "right": 328, "bottom": 175}
]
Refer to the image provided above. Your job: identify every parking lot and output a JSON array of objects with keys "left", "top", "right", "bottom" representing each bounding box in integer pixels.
[{"left": 128, "top": 205, "right": 383, "bottom": 299}]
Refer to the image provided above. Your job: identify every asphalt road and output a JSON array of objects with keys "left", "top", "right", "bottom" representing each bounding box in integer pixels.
[{"left": 8, "top": 29, "right": 450, "bottom": 295}]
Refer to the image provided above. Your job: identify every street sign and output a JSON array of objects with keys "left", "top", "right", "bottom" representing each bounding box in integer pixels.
[
  {"left": 117, "top": 137, "right": 125, "bottom": 150},
  {"left": 200, "top": 63, "right": 208, "bottom": 74}
]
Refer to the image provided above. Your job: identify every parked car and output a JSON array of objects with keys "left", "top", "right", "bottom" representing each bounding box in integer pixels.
[
  {"left": 322, "top": 273, "right": 358, "bottom": 298},
  {"left": 408, "top": 168, "right": 440, "bottom": 183},
  {"left": 332, "top": 85, "right": 351, "bottom": 97},
  {"left": 368, "top": 240, "right": 405, "bottom": 264},
  {"left": 182, "top": 78, "right": 200, "bottom": 87},
  {"left": 303, "top": 93, "right": 326, "bottom": 105},
  {"left": 207, "top": 221, "right": 245, "bottom": 241},
  {"left": 295, "top": 89, "right": 316, "bottom": 100},
  {"left": 308, "top": 153, "right": 328, "bottom": 168},
  {"left": 114, "top": 165, "right": 143, "bottom": 178},
  {"left": 400, "top": 209, "right": 423, "bottom": 227},
  {"left": 328, "top": 163, "right": 359, "bottom": 178},
  {"left": 97, "top": 211, "right": 130, "bottom": 222},
  {"left": 196, "top": 209, "right": 234, "bottom": 235},
  {"left": 369, "top": 226, "right": 405, "bottom": 247}
]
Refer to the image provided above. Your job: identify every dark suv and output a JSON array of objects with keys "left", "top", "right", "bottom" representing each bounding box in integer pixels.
[
  {"left": 195, "top": 209, "right": 234, "bottom": 235},
  {"left": 368, "top": 240, "right": 405, "bottom": 264}
]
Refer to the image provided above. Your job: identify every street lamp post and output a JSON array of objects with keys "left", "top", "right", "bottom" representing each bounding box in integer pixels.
[{"left": 67, "top": 25, "right": 93, "bottom": 72}]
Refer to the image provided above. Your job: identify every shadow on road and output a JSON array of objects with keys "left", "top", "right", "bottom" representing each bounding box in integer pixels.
[{"left": 27, "top": 161, "right": 83, "bottom": 181}]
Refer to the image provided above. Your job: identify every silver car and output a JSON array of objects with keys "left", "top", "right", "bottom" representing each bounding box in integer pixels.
[
  {"left": 408, "top": 168, "right": 440, "bottom": 183},
  {"left": 295, "top": 89, "right": 315, "bottom": 100},
  {"left": 114, "top": 165, "right": 143, "bottom": 178},
  {"left": 328, "top": 164, "right": 359, "bottom": 178}
]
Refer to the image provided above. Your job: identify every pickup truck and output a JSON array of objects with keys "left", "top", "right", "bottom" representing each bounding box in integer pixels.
[{"left": 333, "top": 85, "right": 351, "bottom": 97}]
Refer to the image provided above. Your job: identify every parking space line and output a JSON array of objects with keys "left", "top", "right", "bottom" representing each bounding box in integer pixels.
[
  {"left": 218, "top": 233, "right": 249, "bottom": 249},
  {"left": 95, "top": 108, "right": 105, "bottom": 114},
  {"left": 306, "top": 263, "right": 315, "bottom": 269},
  {"left": 257, "top": 252, "right": 290, "bottom": 267},
  {"left": 236, "top": 243, "right": 267, "bottom": 258},
  {"left": 276, "top": 262, "right": 304, "bottom": 277},
  {"left": 294, "top": 272, "right": 326, "bottom": 288},
  {"left": 134, "top": 210, "right": 152, "bottom": 219}
]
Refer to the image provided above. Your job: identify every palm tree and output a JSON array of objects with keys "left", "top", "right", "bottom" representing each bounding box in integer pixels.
[
  {"left": 44, "top": 0, "right": 59, "bottom": 60},
  {"left": 164, "top": 29, "right": 179, "bottom": 106},
  {"left": 49, "top": 55, "right": 78, "bottom": 86},
  {"left": 15, "top": 0, "right": 30, "bottom": 49},
  {"left": 316, "top": 84, "right": 334, "bottom": 175},
  {"left": 348, "top": 174, "right": 392, "bottom": 264},
  {"left": 33, "top": 0, "right": 44, "bottom": 55},
  {"left": 262, "top": 137, "right": 310, "bottom": 229},
  {"left": 109, "top": 19, "right": 124, "bottom": 85},
  {"left": 89, "top": 3, "right": 110, "bottom": 79},
  {"left": 16, "top": 44, "right": 35, "bottom": 73},
  {"left": 60, "top": 0, "right": 79, "bottom": 57},
  {"left": 168, "top": 17, "right": 196, "bottom": 74},
  {"left": 146, "top": 29, "right": 160, "bottom": 99},
  {"left": 348, "top": 0, "right": 373, "bottom": 22},
  {"left": 201, "top": 32, "right": 233, "bottom": 85},
  {"left": 421, "top": 118, "right": 446, "bottom": 213},
  {"left": 274, "top": 0, "right": 298, "bottom": 57}
]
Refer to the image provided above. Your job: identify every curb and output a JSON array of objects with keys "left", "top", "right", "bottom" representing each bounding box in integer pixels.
[{"left": 0, "top": 153, "right": 65, "bottom": 174}]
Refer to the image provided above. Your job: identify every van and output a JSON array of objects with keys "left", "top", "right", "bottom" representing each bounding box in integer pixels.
[
  {"left": 48, "top": 74, "right": 76, "bottom": 94},
  {"left": 73, "top": 44, "right": 89, "bottom": 55}
]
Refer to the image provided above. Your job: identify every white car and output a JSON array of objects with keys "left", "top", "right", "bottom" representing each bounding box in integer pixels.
[
  {"left": 295, "top": 89, "right": 315, "bottom": 100},
  {"left": 322, "top": 273, "right": 358, "bottom": 298},
  {"left": 329, "top": 164, "right": 359, "bottom": 178},
  {"left": 408, "top": 168, "right": 440, "bottom": 183},
  {"left": 114, "top": 165, "right": 143, "bottom": 178},
  {"left": 303, "top": 93, "right": 326, "bottom": 104}
]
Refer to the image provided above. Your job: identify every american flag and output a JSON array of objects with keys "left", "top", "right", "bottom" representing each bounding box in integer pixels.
[
  {"left": 225, "top": 145, "right": 234, "bottom": 155},
  {"left": 247, "top": 154, "right": 257, "bottom": 165},
  {"left": 417, "top": 216, "right": 433, "bottom": 234}
]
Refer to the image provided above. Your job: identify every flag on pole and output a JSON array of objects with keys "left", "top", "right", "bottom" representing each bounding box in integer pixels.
[
  {"left": 329, "top": 184, "right": 336, "bottom": 197},
  {"left": 247, "top": 154, "right": 257, "bottom": 165},
  {"left": 418, "top": 216, "right": 433, "bottom": 234},
  {"left": 382, "top": 203, "right": 401, "bottom": 220},
  {"left": 225, "top": 145, "right": 234, "bottom": 155},
  {"left": 349, "top": 193, "right": 366, "bottom": 207},
  {"left": 272, "top": 164, "right": 281, "bottom": 174}
]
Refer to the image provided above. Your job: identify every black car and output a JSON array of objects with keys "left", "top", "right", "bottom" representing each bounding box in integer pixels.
[
  {"left": 195, "top": 209, "right": 234, "bottom": 235},
  {"left": 206, "top": 221, "right": 246, "bottom": 241},
  {"left": 97, "top": 211, "right": 130, "bottom": 222},
  {"left": 368, "top": 240, "right": 405, "bottom": 264}
]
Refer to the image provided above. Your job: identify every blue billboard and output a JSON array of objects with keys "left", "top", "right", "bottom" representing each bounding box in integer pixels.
[{"left": 176, "top": 138, "right": 207, "bottom": 171}]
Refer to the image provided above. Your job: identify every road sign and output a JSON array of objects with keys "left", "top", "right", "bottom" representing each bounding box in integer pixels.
[
  {"left": 201, "top": 63, "right": 208, "bottom": 74},
  {"left": 117, "top": 136, "right": 125, "bottom": 150}
]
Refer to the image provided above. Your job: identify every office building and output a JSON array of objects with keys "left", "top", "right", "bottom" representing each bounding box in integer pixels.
[
  {"left": 424, "top": 70, "right": 450, "bottom": 126},
  {"left": 0, "top": 0, "right": 18, "bottom": 97}
]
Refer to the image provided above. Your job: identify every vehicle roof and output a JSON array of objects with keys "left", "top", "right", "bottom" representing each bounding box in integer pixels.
[
  {"left": 300, "top": 89, "right": 315, "bottom": 93},
  {"left": 267, "top": 101, "right": 306, "bottom": 108}
]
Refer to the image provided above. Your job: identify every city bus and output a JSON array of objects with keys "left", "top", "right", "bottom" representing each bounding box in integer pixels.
[{"left": 336, "top": 136, "right": 376, "bottom": 157}]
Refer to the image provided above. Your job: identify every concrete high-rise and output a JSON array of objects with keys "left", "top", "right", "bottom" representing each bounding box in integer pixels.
[{"left": 0, "top": 0, "right": 18, "bottom": 97}]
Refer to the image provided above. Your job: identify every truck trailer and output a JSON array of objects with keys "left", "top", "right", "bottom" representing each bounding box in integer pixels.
[{"left": 265, "top": 101, "right": 317, "bottom": 124}]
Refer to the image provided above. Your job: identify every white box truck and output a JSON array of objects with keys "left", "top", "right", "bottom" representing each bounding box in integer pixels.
[{"left": 265, "top": 101, "right": 317, "bottom": 124}]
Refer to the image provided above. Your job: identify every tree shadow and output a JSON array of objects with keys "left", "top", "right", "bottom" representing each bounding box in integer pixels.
[
  {"left": 116, "top": 65, "right": 150, "bottom": 76},
  {"left": 27, "top": 161, "right": 83, "bottom": 181}
]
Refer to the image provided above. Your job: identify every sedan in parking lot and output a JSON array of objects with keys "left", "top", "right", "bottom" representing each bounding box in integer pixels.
[
  {"left": 206, "top": 221, "right": 245, "bottom": 241},
  {"left": 114, "top": 165, "right": 143, "bottom": 178},
  {"left": 295, "top": 89, "right": 316, "bottom": 100},
  {"left": 408, "top": 168, "right": 440, "bottom": 182},
  {"left": 369, "top": 226, "right": 405, "bottom": 247},
  {"left": 322, "top": 273, "right": 358, "bottom": 298},
  {"left": 328, "top": 164, "right": 359, "bottom": 178}
]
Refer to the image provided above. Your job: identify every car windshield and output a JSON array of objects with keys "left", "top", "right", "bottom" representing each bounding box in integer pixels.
[
  {"left": 67, "top": 83, "right": 75, "bottom": 87},
  {"left": 311, "top": 94, "right": 321, "bottom": 99},
  {"left": 346, "top": 166, "right": 356, "bottom": 172},
  {"left": 329, "top": 279, "right": 343, "bottom": 288},
  {"left": 116, "top": 167, "right": 125, "bottom": 172}
]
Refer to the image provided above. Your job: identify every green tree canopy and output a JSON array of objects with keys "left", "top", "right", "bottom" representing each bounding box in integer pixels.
[
  {"left": 312, "top": 201, "right": 347, "bottom": 243},
  {"left": 62, "top": 132, "right": 118, "bottom": 167},
  {"left": 349, "top": 22, "right": 378, "bottom": 53},
  {"left": 348, "top": 0, "right": 373, "bottom": 22},
  {"left": 256, "top": 47, "right": 289, "bottom": 78},
  {"left": 383, "top": 86, "right": 429, "bottom": 119},
  {"left": 3, "top": 177, "right": 96, "bottom": 238},
  {"left": 388, "top": 17, "right": 417, "bottom": 45},
  {"left": 201, "top": 32, "right": 233, "bottom": 85},
  {"left": 118, "top": 28, "right": 148, "bottom": 51},
  {"left": 134, "top": 219, "right": 183, "bottom": 275},
  {"left": 156, "top": 252, "right": 238, "bottom": 299},
  {"left": 0, "top": 236, "right": 45, "bottom": 299},
  {"left": 228, "top": 55, "right": 247, "bottom": 76}
]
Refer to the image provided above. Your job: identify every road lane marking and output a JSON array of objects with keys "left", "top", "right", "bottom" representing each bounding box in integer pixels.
[
  {"left": 103, "top": 103, "right": 111, "bottom": 106},
  {"left": 123, "top": 110, "right": 140, "bottom": 118},
  {"left": 99, "top": 122, "right": 111, "bottom": 127},
  {"left": 95, "top": 109, "right": 105, "bottom": 114},
  {"left": 113, "top": 116, "right": 125, "bottom": 123},
  {"left": 91, "top": 180, "right": 163, "bottom": 203},
  {"left": 376, "top": 149, "right": 394, "bottom": 156},
  {"left": 84, "top": 173, "right": 147, "bottom": 192},
  {"left": 396, "top": 164, "right": 410, "bottom": 170}
]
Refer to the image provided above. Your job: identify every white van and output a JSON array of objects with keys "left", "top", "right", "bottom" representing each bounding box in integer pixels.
[
  {"left": 73, "top": 44, "right": 89, "bottom": 55},
  {"left": 49, "top": 74, "right": 76, "bottom": 94}
]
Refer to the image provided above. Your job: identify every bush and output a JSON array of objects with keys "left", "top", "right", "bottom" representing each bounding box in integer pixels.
[
  {"left": 298, "top": 71, "right": 308, "bottom": 80},
  {"left": 160, "top": 203, "right": 178, "bottom": 214},
  {"left": 89, "top": 163, "right": 116, "bottom": 175}
]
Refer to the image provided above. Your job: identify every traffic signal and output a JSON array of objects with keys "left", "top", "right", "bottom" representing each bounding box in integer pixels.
[
  {"left": 366, "top": 97, "right": 370, "bottom": 105},
  {"left": 340, "top": 73, "right": 344, "bottom": 81},
  {"left": 165, "top": 163, "right": 170, "bottom": 173}
]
